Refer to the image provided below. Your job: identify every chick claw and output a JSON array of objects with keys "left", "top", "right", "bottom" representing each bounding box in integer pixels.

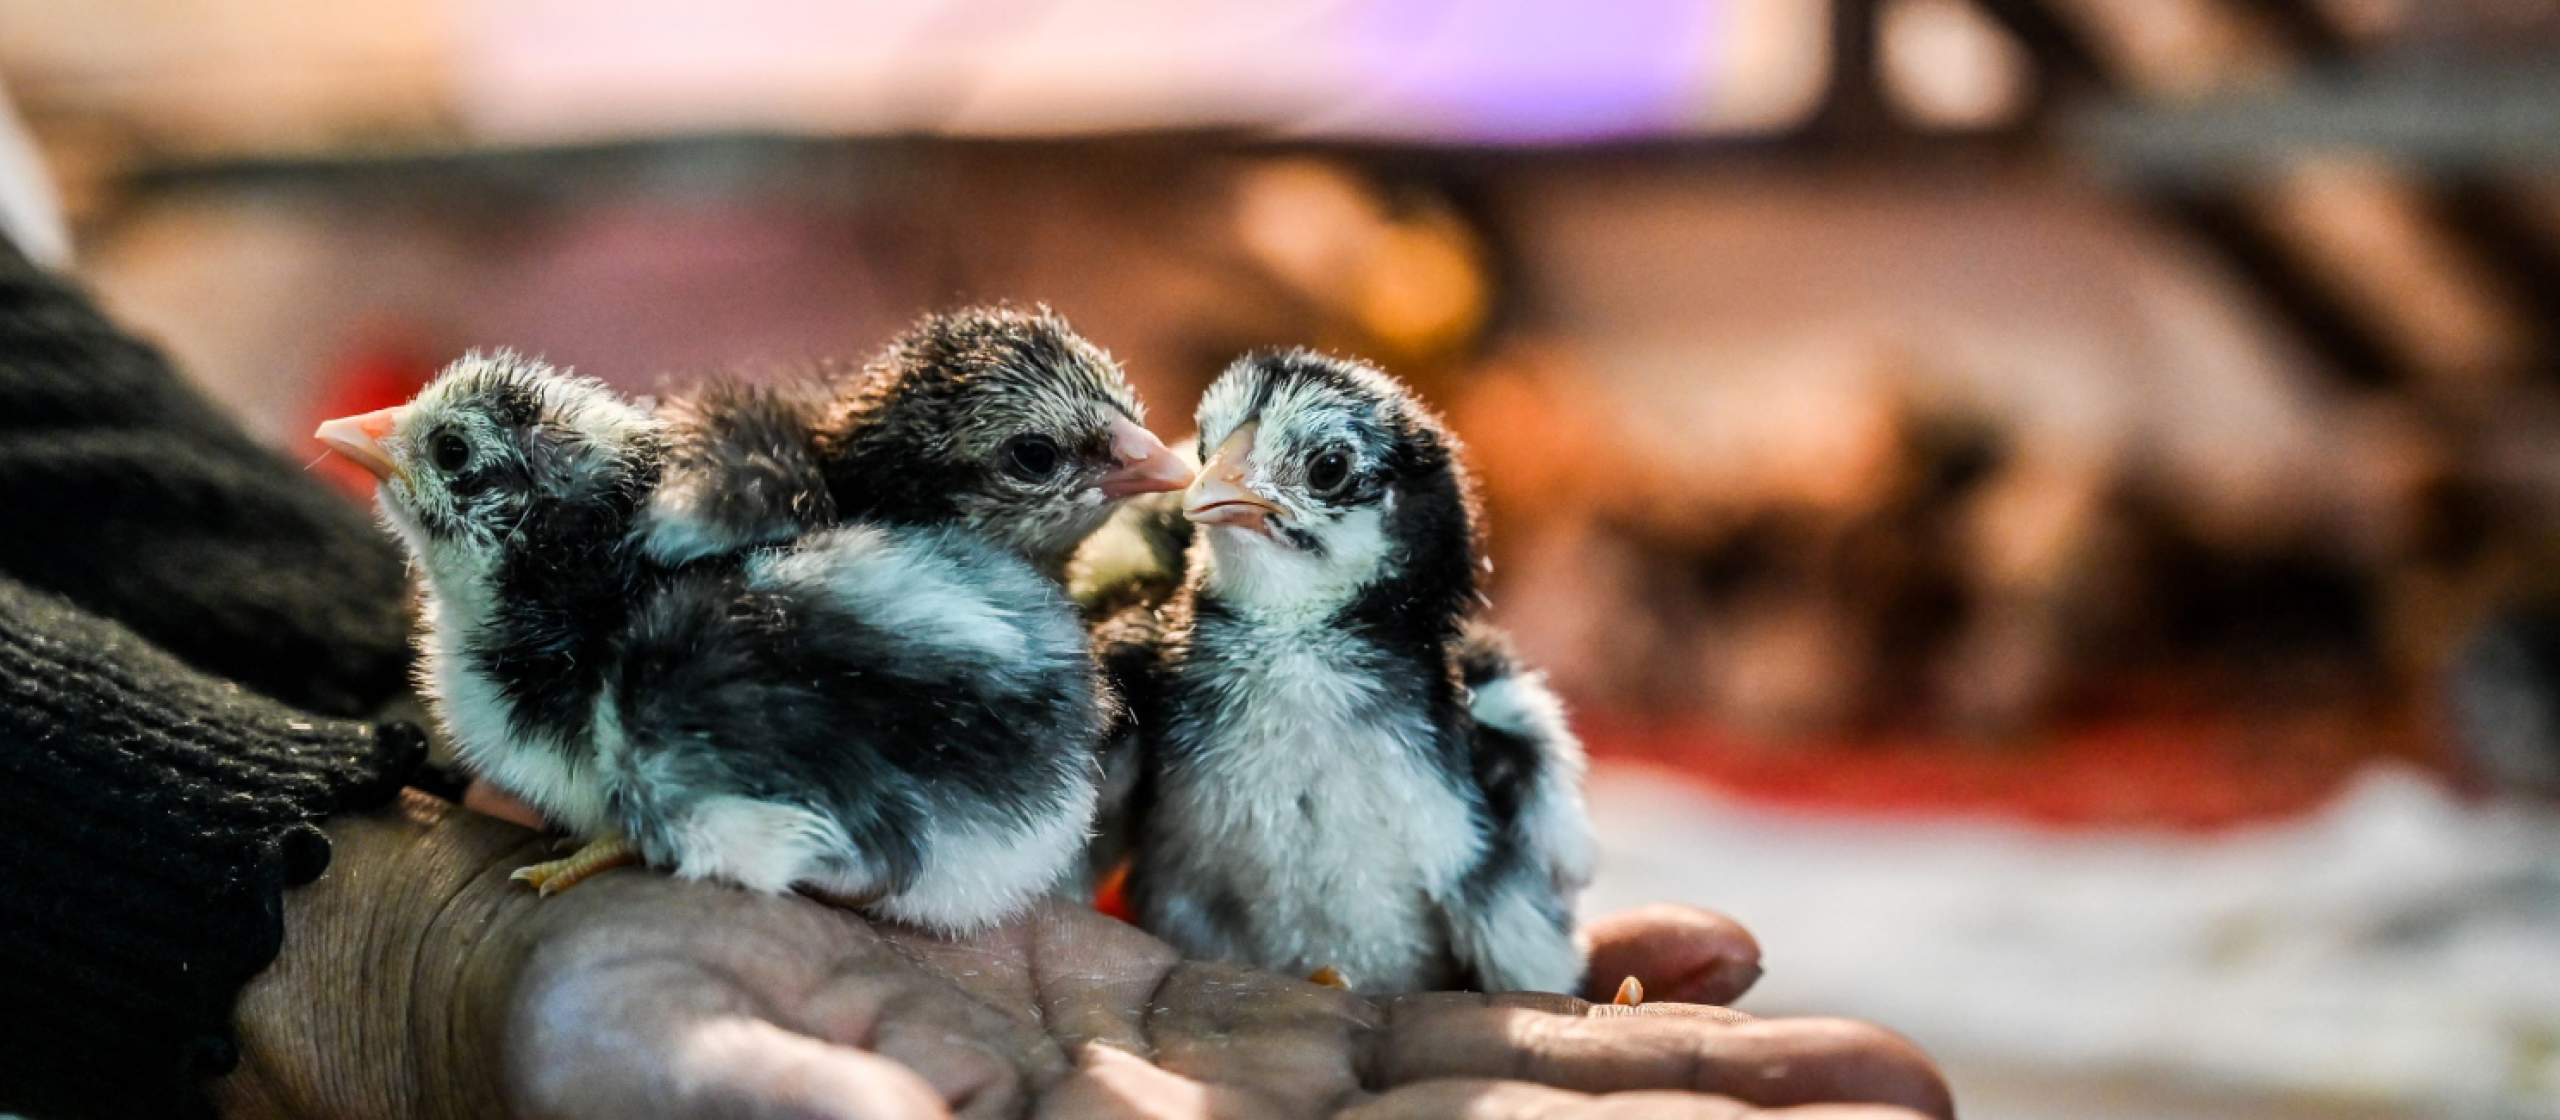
[
  {"left": 1309, "top": 966, "right": 1350, "bottom": 990},
  {"left": 512, "top": 835, "right": 640, "bottom": 897}
]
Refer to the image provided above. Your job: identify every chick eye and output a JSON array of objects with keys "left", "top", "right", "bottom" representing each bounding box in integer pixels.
[
  {"left": 1306, "top": 449, "right": 1354, "bottom": 498},
  {"left": 1001, "top": 435, "right": 1061, "bottom": 482},
  {"left": 430, "top": 430, "right": 472, "bottom": 474}
]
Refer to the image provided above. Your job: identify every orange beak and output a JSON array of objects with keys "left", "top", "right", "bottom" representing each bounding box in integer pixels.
[
  {"left": 1097, "top": 415, "right": 1193, "bottom": 500},
  {"left": 1183, "top": 423, "right": 1283, "bottom": 536},
  {"left": 314, "top": 407, "right": 406, "bottom": 482}
]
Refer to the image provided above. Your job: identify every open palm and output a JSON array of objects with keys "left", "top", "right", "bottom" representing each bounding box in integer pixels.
[{"left": 222, "top": 796, "right": 1951, "bottom": 1120}]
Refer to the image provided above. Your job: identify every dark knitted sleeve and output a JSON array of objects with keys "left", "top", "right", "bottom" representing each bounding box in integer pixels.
[
  {"left": 0, "top": 237, "right": 427, "bottom": 1117},
  {"left": 0, "top": 238, "right": 411, "bottom": 718},
  {"left": 0, "top": 577, "right": 427, "bottom": 1120}
]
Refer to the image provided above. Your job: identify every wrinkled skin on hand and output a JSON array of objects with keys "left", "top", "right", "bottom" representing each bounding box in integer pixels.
[{"left": 218, "top": 793, "right": 1952, "bottom": 1120}]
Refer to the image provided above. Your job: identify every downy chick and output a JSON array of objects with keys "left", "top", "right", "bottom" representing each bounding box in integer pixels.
[
  {"left": 1124, "top": 351, "right": 1595, "bottom": 994},
  {"left": 645, "top": 307, "right": 1192, "bottom": 576},
  {"left": 316, "top": 353, "right": 1105, "bottom": 932}
]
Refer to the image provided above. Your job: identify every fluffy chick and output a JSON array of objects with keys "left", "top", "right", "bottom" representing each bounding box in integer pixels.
[
  {"left": 645, "top": 307, "right": 1190, "bottom": 576},
  {"left": 316, "top": 353, "right": 1105, "bottom": 932},
  {"left": 1122, "top": 351, "right": 1595, "bottom": 994}
]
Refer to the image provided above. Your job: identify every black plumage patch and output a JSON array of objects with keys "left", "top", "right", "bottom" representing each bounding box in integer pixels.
[
  {"left": 1451, "top": 623, "right": 1538, "bottom": 906},
  {"left": 607, "top": 524, "right": 1105, "bottom": 884},
  {"left": 470, "top": 420, "right": 663, "bottom": 745},
  {"left": 647, "top": 378, "right": 836, "bottom": 558},
  {"left": 814, "top": 306, "right": 1142, "bottom": 570},
  {"left": 607, "top": 563, "right": 931, "bottom": 890}
]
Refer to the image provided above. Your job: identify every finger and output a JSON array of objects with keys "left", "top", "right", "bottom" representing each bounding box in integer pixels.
[
  {"left": 667, "top": 1017, "right": 955, "bottom": 1120},
  {"left": 462, "top": 780, "right": 546, "bottom": 829},
  {"left": 1347, "top": 1081, "right": 1934, "bottom": 1120},
  {"left": 1038, "top": 1043, "right": 1288, "bottom": 1120},
  {"left": 867, "top": 1019, "right": 1031, "bottom": 1120},
  {"left": 1367, "top": 1002, "right": 1952, "bottom": 1120},
  {"left": 1580, "top": 906, "right": 1763, "bottom": 1006},
  {"left": 1453, "top": 991, "right": 1756, "bottom": 1026}
]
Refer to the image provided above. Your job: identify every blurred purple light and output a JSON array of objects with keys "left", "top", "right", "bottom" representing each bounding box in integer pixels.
[
  {"left": 459, "top": 0, "right": 1754, "bottom": 145},
  {"left": 1337, "top": 0, "right": 1726, "bottom": 142}
]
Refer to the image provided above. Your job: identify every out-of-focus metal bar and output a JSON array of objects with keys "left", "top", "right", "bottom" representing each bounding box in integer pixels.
[{"left": 2075, "top": 68, "right": 2560, "bottom": 186}]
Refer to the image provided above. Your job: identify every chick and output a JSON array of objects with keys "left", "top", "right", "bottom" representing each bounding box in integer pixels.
[
  {"left": 639, "top": 311, "right": 1189, "bottom": 903},
  {"left": 315, "top": 353, "right": 1105, "bottom": 932},
  {"left": 1122, "top": 351, "right": 1595, "bottom": 994},
  {"left": 644, "top": 307, "right": 1192, "bottom": 576}
]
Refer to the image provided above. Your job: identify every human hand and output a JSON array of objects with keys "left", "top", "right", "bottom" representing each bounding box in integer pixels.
[
  {"left": 218, "top": 793, "right": 1951, "bottom": 1120},
  {"left": 461, "top": 780, "right": 1773, "bottom": 1011},
  {"left": 465, "top": 779, "right": 1774, "bottom": 1011}
]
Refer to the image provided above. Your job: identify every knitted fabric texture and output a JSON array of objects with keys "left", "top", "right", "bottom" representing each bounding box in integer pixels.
[
  {"left": 0, "top": 239, "right": 410, "bottom": 718},
  {"left": 0, "top": 240, "right": 424, "bottom": 1118},
  {"left": 0, "top": 580, "right": 426, "bottom": 1120}
]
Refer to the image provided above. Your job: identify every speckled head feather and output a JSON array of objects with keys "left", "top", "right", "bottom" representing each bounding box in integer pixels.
[
  {"left": 1187, "top": 349, "right": 1485, "bottom": 634},
  {"left": 373, "top": 352, "right": 660, "bottom": 578},
  {"left": 814, "top": 307, "right": 1150, "bottom": 572}
]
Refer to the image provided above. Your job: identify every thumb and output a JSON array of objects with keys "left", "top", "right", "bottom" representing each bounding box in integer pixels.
[{"left": 1579, "top": 905, "right": 1763, "bottom": 1006}]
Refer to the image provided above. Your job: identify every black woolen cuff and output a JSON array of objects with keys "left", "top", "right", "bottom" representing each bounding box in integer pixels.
[{"left": 0, "top": 580, "right": 426, "bottom": 1120}]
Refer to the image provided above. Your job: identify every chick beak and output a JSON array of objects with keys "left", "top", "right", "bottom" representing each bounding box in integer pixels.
[
  {"left": 1097, "top": 416, "right": 1193, "bottom": 500},
  {"left": 314, "top": 407, "right": 406, "bottom": 482},
  {"left": 1184, "top": 423, "right": 1284, "bottom": 536}
]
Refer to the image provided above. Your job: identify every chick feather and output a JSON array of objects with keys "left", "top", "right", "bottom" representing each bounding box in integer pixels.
[
  {"left": 1118, "top": 350, "right": 1594, "bottom": 994},
  {"left": 359, "top": 353, "right": 1104, "bottom": 932}
]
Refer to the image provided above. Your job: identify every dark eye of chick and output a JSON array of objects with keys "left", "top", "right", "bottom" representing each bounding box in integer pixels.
[
  {"left": 431, "top": 429, "right": 473, "bottom": 474},
  {"left": 1001, "top": 434, "right": 1062, "bottom": 482},
  {"left": 1306, "top": 449, "right": 1354, "bottom": 498}
]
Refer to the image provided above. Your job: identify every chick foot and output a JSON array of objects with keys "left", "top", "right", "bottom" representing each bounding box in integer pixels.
[
  {"left": 1309, "top": 966, "right": 1350, "bottom": 990},
  {"left": 513, "top": 835, "right": 640, "bottom": 896}
]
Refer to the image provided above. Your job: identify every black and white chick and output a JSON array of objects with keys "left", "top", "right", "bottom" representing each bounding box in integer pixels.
[
  {"left": 642, "top": 307, "right": 1193, "bottom": 578},
  {"left": 315, "top": 353, "right": 1107, "bottom": 932},
  {"left": 1121, "top": 351, "right": 1597, "bottom": 995}
]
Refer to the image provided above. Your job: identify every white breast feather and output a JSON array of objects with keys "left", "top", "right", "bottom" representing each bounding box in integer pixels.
[
  {"left": 1201, "top": 501, "right": 1395, "bottom": 625},
  {"left": 1169, "top": 625, "right": 1480, "bottom": 989},
  {"left": 867, "top": 778, "right": 1099, "bottom": 932},
  {"left": 666, "top": 795, "right": 852, "bottom": 894},
  {"left": 417, "top": 588, "right": 615, "bottom": 837}
]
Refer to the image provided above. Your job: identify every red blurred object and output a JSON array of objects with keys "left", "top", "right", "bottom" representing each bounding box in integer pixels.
[
  {"left": 1580, "top": 688, "right": 2449, "bottom": 832},
  {"left": 305, "top": 321, "right": 442, "bottom": 499},
  {"left": 1093, "top": 860, "right": 1135, "bottom": 923}
]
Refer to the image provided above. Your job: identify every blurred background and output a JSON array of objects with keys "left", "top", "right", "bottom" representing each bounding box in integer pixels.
[{"left": 6, "top": 0, "right": 2560, "bottom": 1115}]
